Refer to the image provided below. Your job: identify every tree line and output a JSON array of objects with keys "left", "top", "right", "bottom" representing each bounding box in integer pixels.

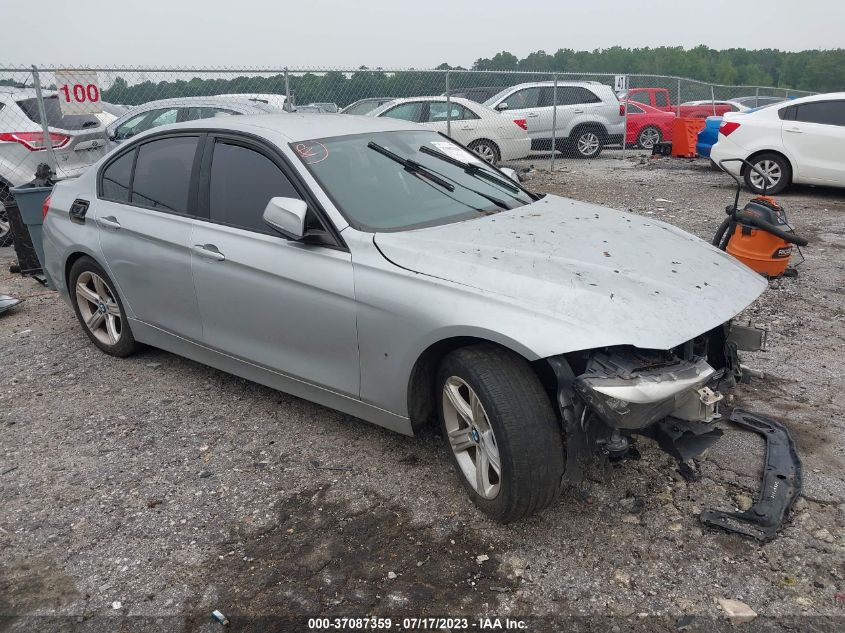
[{"left": 5, "top": 46, "right": 836, "bottom": 107}]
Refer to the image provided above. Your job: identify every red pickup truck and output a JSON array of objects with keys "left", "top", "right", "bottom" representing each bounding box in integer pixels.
[{"left": 622, "top": 88, "right": 733, "bottom": 118}]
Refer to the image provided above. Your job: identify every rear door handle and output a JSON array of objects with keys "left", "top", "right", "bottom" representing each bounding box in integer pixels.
[
  {"left": 572, "top": 109, "right": 585, "bottom": 114},
  {"left": 785, "top": 127, "right": 802, "bottom": 134},
  {"left": 96, "top": 216, "right": 121, "bottom": 230},
  {"left": 460, "top": 125, "right": 475, "bottom": 130},
  {"left": 192, "top": 244, "right": 226, "bottom": 261}
]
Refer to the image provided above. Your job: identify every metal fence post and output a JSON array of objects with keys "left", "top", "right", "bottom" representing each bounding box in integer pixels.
[
  {"left": 284, "top": 67, "right": 291, "bottom": 111},
  {"left": 711, "top": 85, "right": 716, "bottom": 115},
  {"left": 30, "top": 66, "right": 58, "bottom": 171},
  {"left": 676, "top": 78, "right": 681, "bottom": 116},
  {"left": 755, "top": 87, "right": 760, "bottom": 108},
  {"left": 445, "top": 70, "right": 451, "bottom": 137},
  {"left": 621, "top": 74, "right": 628, "bottom": 162},
  {"left": 550, "top": 75, "right": 558, "bottom": 172}
]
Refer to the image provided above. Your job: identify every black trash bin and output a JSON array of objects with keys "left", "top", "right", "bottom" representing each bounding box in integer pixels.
[{"left": 3, "top": 196, "right": 43, "bottom": 275}]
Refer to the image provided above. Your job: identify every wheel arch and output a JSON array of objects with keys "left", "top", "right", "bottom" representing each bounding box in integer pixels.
[
  {"left": 64, "top": 249, "right": 102, "bottom": 293},
  {"left": 406, "top": 335, "right": 556, "bottom": 433}
]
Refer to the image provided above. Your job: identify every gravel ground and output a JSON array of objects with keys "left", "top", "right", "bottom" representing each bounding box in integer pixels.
[{"left": 1, "top": 154, "right": 844, "bottom": 632}]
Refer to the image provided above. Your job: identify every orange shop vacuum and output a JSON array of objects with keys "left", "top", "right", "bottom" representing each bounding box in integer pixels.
[{"left": 712, "top": 158, "right": 808, "bottom": 278}]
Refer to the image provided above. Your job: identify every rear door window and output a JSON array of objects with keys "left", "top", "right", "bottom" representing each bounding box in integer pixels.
[
  {"left": 381, "top": 102, "right": 424, "bottom": 122},
  {"left": 16, "top": 95, "right": 100, "bottom": 130},
  {"left": 208, "top": 140, "right": 302, "bottom": 234},
  {"left": 130, "top": 136, "right": 199, "bottom": 213},
  {"left": 100, "top": 149, "right": 136, "bottom": 202},
  {"left": 183, "top": 107, "right": 238, "bottom": 121},
  {"left": 794, "top": 101, "right": 845, "bottom": 126}
]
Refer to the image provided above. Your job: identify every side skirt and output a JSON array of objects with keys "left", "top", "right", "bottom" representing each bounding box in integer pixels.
[{"left": 130, "top": 319, "right": 414, "bottom": 436}]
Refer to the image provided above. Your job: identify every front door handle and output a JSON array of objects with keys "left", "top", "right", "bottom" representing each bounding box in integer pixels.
[
  {"left": 526, "top": 112, "right": 540, "bottom": 118},
  {"left": 785, "top": 127, "right": 802, "bottom": 134},
  {"left": 192, "top": 244, "right": 226, "bottom": 261},
  {"left": 460, "top": 125, "right": 475, "bottom": 130},
  {"left": 573, "top": 109, "right": 585, "bottom": 114},
  {"left": 96, "top": 216, "right": 121, "bottom": 230}
]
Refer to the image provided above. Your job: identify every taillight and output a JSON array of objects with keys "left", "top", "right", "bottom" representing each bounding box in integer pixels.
[
  {"left": 513, "top": 118, "right": 528, "bottom": 130},
  {"left": 42, "top": 194, "right": 52, "bottom": 219},
  {"left": 619, "top": 104, "right": 625, "bottom": 116},
  {"left": 0, "top": 131, "right": 70, "bottom": 151},
  {"left": 720, "top": 121, "right": 741, "bottom": 136}
]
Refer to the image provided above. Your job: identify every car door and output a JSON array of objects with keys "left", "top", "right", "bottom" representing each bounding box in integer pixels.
[
  {"left": 496, "top": 87, "right": 544, "bottom": 140},
  {"left": 424, "top": 102, "right": 478, "bottom": 145},
  {"left": 189, "top": 135, "right": 359, "bottom": 396},
  {"left": 96, "top": 134, "right": 204, "bottom": 341},
  {"left": 781, "top": 100, "right": 845, "bottom": 185}
]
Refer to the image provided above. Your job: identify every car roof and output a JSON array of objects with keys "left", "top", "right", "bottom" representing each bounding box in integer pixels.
[
  {"left": 381, "top": 96, "right": 478, "bottom": 105},
  {"left": 772, "top": 91, "right": 845, "bottom": 105},
  {"left": 139, "top": 112, "right": 423, "bottom": 143},
  {"left": 0, "top": 87, "right": 57, "bottom": 100},
  {"left": 120, "top": 95, "right": 273, "bottom": 108}
]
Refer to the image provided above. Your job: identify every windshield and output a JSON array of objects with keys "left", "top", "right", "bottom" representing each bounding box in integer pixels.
[{"left": 293, "top": 130, "right": 534, "bottom": 231}]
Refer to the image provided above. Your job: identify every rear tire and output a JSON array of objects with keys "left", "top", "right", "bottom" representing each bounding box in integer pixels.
[
  {"left": 636, "top": 126, "right": 662, "bottom": 149},
  {"left": 744, "top": 153, "right": 791, "bottom": 195},
  {"left": 437, "top": 343, "right": 565, "bottom": 523},
  {"left": 468, "top": 139, "right": 500, "bottom": 165},
  {"left": 69, "top": 256, "right": 139, "bottom": 357},
  {"left": 0, "top": 186, "right": 13, "bottom": 248}
]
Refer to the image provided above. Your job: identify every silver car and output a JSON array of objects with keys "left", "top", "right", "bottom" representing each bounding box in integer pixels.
[
  {"left": 484, "top": 81, "right": 625, "bottom": 158},
  {"left": 42, "top": 115, "right": 766, "bottom": 522},
  {"left": 1, "top": 87, "right": 108, "bottom": 245},
  {"left": 106, "top": 96, "right": 281, "bottom": 147}
]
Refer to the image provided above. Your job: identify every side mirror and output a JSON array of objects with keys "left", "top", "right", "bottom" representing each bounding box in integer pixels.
[
  {"left": 499, "top": 167, "right": 520, "bottom": 183},
  {"left": 262, "top": 197, "right": 308, "bottom": 239},
  {"left": 495, "top": 102, "right": 509, "bottom": 111},
  {"left": 107, "top": 128, "right": 117, "bottom": 141}
]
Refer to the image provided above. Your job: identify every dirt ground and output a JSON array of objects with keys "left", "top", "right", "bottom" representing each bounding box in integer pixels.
[{"left": 1, "top": 152, "right": 844, "bottom": 632}]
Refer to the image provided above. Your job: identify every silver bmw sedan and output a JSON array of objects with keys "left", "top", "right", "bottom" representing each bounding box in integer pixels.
[{"left": 42, "top": 113, "right": 766, "bottom": 522}]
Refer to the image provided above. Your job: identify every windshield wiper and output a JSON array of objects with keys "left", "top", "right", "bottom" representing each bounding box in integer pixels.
[
  {"left": 367, "top": 142, "right": 455, "bottom": 192},
  {"left": 418, "top": 145, "right": 520, "bottom": 194}
]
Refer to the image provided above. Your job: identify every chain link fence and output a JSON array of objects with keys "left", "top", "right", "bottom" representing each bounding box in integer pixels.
[{"left": 0, "top": 64, "right": 818, "bottom": 190}]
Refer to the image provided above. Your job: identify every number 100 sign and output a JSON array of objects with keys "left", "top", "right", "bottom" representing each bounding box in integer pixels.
[{"left": 55, "top": 70, "right": 103, "bottom": 115}]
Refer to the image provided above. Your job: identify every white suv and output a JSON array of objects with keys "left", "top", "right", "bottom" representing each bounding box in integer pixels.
[
  {"left": 711, "top": 93, "right": 845, "bottom": 194},
  {"left": 1, "top": 87, "right": 108, "bottom": 245},
  {"left": 483, "top": 82, "right": 625, "bottom": 159}
]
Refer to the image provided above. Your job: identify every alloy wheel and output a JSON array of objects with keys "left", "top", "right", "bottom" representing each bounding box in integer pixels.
[
  {"left": 577, "top": 131, "right": 600, "bottom": 156},
  {"left": 749, "top": 159, "right": 781, "bottom": 190},
  {"left": 638, "top": 127, "right": 661, "bottom": 149},
  {"left": 75, "top": 271, "right": 123, "bottom": 346},
  {"left": 472, "top": 143, "right": 496, "bottom": 164},
  {"left": 442, "top": 376, "right": 501, "bottom": 499}
]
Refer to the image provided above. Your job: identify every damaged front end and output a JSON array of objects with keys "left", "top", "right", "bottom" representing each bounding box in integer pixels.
[{"left": 548, "top": 322, "right": 763, "bottom": 485}]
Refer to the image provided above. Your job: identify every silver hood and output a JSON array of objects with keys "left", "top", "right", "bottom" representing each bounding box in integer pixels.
[{"left": 374, "top": 194, "right": 767, "bottom": 351}]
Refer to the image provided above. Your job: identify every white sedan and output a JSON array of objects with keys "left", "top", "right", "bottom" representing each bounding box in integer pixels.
[
  {"left": 367, "top": 96, "right": 531, "bottom": 164},
  {"left": 710, "top": 92, "right": 845, "bottom": 194}
]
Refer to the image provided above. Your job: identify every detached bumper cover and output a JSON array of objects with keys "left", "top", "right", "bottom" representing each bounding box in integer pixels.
[{"left": 700, "top": 408, "right": 802, "bottom": 542}]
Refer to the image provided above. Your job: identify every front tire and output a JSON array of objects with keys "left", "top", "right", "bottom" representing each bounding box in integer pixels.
[
  {"left": 69, "top": 256, "right": 139, "bottom": 357},
  {"left": 744, "top": 153, "right": 791, "bottom": 194},
  {"left": 571, "top": 127, "right": 604, "bottom": 159},
  {"left": 437, "top": 344, "right": 565, "bottom": 523}
]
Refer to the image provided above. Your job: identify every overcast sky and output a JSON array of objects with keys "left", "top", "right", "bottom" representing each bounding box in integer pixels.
[{"left": 2, "top": 0, "right": 842, "bottom": 69}]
